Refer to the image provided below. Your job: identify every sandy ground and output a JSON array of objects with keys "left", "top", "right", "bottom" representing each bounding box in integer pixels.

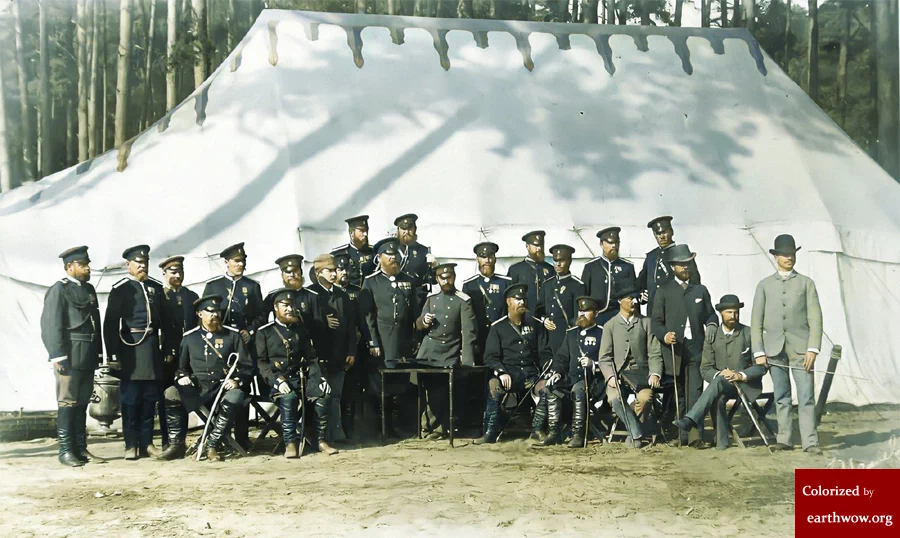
[{"left": 1, "top": 404, "right": 898, "bottom": 538}]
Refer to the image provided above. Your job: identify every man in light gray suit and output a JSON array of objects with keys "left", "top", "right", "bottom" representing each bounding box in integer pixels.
[{"left": 751, "top": 234, "right": 823, "bottom": 455}]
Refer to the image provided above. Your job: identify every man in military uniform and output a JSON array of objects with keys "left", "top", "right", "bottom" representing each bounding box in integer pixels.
[
  {"left": 462, "top": 242, "right": 512, "bottom": 361},
  {"left": 104, "top": 245, "right": 167, "bottom": 460},
  {"left": 156, "top": 256, "right": 199, "bottom": 453},
  {"left": 41, "top": 246, "right": 104, "bottom": 466},
  {"left": 536, "top": 244, "right": 585, "bottom": 354},
  {"left": 334, "top": 249, "right": 368, "bottom": 439},
  {"left": 650, "top": 244, "right": 718, "bottom": 447},
  {"left": 675, "top": 294, "right": 766, "bottom": 450},
  {"left": 359, "top": 237, "right": 419, "bottom": 437},
  {"left": 165, "top": 295, "right": 253, "bottom": 461},
  {"left": 638, "top": 216, "right": 701, "bottom": 316},
  {"left": 394, "top": 213, "right": 435, "bottom": 317},
  {"left": 257, "top": 288, "right": 338, "bottom": 457},
  {"left": 475, "top": 284, "right": 553, "bottom": 445},
  {"left": 331, "top": 215, "right": 375, "bottom": 288},
  {"left": 307, "top": 254, "right": 357, "bottom": 443},
  {"left": 414, "top": 263, "right": 477, "bottom": 440},
  {"left": 203, "top": 243, "right": 266, "bottom": 448},
  {"left": 507, "top": 231, "right": 554, "bottom": 311},
  {"left": 546, "top": 296, "right": 604, "bottom": 448},
  {"left": 581, "top": 227, "right": 638, "bottom": 327},
  {"left": 274, "top": 254, "right": 341, "bottom": 340}
]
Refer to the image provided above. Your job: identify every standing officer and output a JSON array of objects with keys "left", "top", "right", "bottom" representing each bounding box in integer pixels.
[
  {"left": 104, "top": 245, "right": 167, "bottom": 460},
  {"left": 638, "top": 216, "right": 701, "bottom": 316},
  {"left": 581, "top": 227, "right": 638, "bottom": 327},
  {"left": 257, "top": 288, "right": 337, "bottom": 457},
  {"left": 157, "top": 256, "right": 199, "bottom": 453},
  {"left": 334, "top": 248, "right": 368, "bottom": 438},
  {"left": 395, "top": 213, "right": 435, "bottom": 317},
  {"left": 535, "top": 244, "right": 585, "bottom": 354},
  {"left": 272, "top": 253, "right": 337, "bottom": 339},
  {"left": 414, "top": 263, "right": 478, "bottom": 440},
  {"left": 507, "top": 231, "right": 554, "bottom": 311},
  {"left": 462, "top": 242, "right": 512, "bottom": 360},
  {"left": 331, "top": 215, "right": 375, "bottom": 288},
  {"left": 41, "top": 246, "right": 104, "bottom": 466}
]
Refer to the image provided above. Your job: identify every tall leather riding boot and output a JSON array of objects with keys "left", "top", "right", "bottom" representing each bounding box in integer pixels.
[
  {"left": 157, "top": 396, "right": 169, "bottom": 449},
  {"left": 316, "top": 399, "right": 339, "bottom": 455},
  {"left": 530, "top": 393, "right": 548, "bottom": 442},
  {"left": 139, "top": 394, "right": 158, "bottom": 457},
  {"left": 541, "top": 395, "right": 562, "bottom": 446},
  {"left": 156, "top": 405, "right": 188, "bottom": 460},
  {"left": 341, "top": 400, "right": 355, "bottom": 440},
  {"left": 121, "top": 403, "right": 139, "bottom": 460},
  {"left": 329, "top": 398, "right": 346, "bottom": 443},
  {"left": 474, "top": 397, "right": 500, "bottom": 445},
  {"left": 568, "top": 391, "right": 587, "bottom": 449},
  {"left": 233, "top": 404, "right": 250, "bottom": 450},
  {"left": 57, "top": 407, "right": 84, "bottom": 467},
  {"left": 75, "top": 405, "right": 107, "bottom": 463},
  {"left": 279, "top": 396, "right": 299, "bottom": 457},
  {"left": 206, "top": 399, "right": 240, "bottom": 462}
]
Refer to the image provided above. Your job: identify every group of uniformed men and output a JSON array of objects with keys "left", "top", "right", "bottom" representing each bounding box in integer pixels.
[{"left": 42, "top": 213, "right": 825, "bottom": 466}]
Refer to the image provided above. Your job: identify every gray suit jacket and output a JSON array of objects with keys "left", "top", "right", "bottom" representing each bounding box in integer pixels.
[
  {"left": 597, "top": 315, "right": 664, "bottom": 383},
  {"left": 750, "top": 271, "right": 823, "bottom": 360},
  {"left": 415, "top": 290, "right": 478, "bottom": 367},
  {"left": 700, "top": 323, "right": 767, "bottom": 401}
]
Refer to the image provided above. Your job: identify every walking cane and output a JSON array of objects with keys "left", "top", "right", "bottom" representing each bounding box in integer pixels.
[
  {"left": 196, "top": 353, "right": 240, "bottom": 461},
  {"left": 734, "top": 382, "right": 773, "bottom": 453},
  {"left": 669, "top": 343, "right": 681, "bottom": 447},
  {"left": 496, "top": 360, "right": 554, "bottom": 441},
  {"left": 583, "top": 366, "right": 590, "bottom": 448},
  {"left": 298, "top": 367, "right": 307, "bottom": 457}
]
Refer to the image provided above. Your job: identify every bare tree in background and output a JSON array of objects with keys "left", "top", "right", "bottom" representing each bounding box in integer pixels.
[
  {"left": 874, "top": 0, "right": 899, "bottom": 177},
  {"left": 13, "top": 0, "right": 36, "bottom": 182},
  {"left": 783, "top": 0, "right": 791, "bottom": 63},
  {"left": 77, "top": 0, "right": 89, "bottom": 161},
  {"left": 39, "top": 0, "right": 53, "bottom": 176},
  {"left": 674, "top": 0, "right": 683, "bottom": 26},
  {"left": 701, "top": 0, "right": 710, "bottom": 27},
  {"left": 0, "top": 44, "right": 12, "bottom": 193},
  {"left": 167, "top": 0, "right": 178, "bottom": 111},
  {"left": 806, "top": 0, "right": 818, "bottom": 101},
  {"left": 837, "top": 1, "right": 851, "bottom": 127},
  {"left": 743, "top": 0, "right": 755, "bottom": 33},
  {"left": 143, "top": 0, "right": 158, "bottom": 130},
  {"left": 115, "top": 0, "right": 134, "bottom": 148},
  {"left": 89, "top": 0, "right": 101, "bottom": 157},
  {"left": 192, "top": 0, "right": 209, "bottom": 88}
]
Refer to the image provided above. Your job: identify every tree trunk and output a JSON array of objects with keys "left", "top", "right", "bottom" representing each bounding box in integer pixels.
[
  {"left": 783, "top": 0, "right": 791, "bottom": 63},
  {"left": 228, "top": 0, "right": 236, "bottom": 47},
  {"left": 102, "top": 0, "right": 110, "bottom": 152},
  {"left": 733, "top": 0, "right": 742, "bottom": 27},
  {"left": 584, "top": 0, "right": 598, "bottom": 23},
  {"left": 358, "top": 0, "right": 367, "bottom": 13},
  {"left": 607, "top": 0, "right": 616, "bottom": 25},
  {"left": 13, "top": 0, "right": 36, "bottom": 182},
  {"left": 617, "top": 2, "right": 626, "bottom": 24},
  {"left": 192, "top": 0, "right": 208, "bottom": 88},
  {"left": 143, "top": 0, "right": 158, "bottom": 130},
  {"left": 720, "top": 0, "right": 727, "bottom": 26},
  {"left": 837, "top": 3, "right": 850, "bottom": 127},
  {"left": 674, "top": 0, "right": 683, "bottom": 26},
  {"left": 874, "top": 0, "right": 899, "bottom": 178},
  {"left": 89, "top": 0, "right": 101, "bottom": 158},
  {"left": 640, "top": 0, "right": 651, "bottom": 25},
  {"left": 115, "top": 0, "right": 134, "bottom": 149},
  {"left": 167, "top": 0, "right": 178, "bottom": 111},
  {"left": 701, "top": 0, "right": 710, "bottom": 27},
  {"left": 744, "top": 0, "right": 755, "bottom": 32},
  {"left": 0, "top": 47, "right": 12, "bottom": 193},
  {"left": 77, "top": 0, "right": 89, "bottom": 162},
  {"left": 67, "top": 100, "right": 76, "bottom": 165},
  {"left": 806, "top": 0, "right": 818, "bottom": 102},
  {"left": 39, "top": 0, "right": 53, "bottom": 177}
]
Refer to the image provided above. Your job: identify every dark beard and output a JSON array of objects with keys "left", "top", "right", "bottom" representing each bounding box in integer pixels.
[{"left": 576, "top": 316, "right": 591, "bottom": 328}]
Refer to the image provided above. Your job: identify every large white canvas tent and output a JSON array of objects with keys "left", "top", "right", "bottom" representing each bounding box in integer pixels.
[{"left": 1, "top": 10, "right": 898, "bottom": 412}]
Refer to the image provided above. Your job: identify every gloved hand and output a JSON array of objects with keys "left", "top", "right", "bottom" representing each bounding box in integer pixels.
[
  {"left": 318, "top": 379, "right": 331, "bottom": 396},
  {"left": 546, "top": 372, "right": 561, "bottom": 387},
  {"left": 277, "top": 379, "right": 291, "bottom": 395}
]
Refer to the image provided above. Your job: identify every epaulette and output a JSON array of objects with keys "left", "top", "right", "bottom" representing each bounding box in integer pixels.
[
  {"left": 585, "top": 256, "right": 604, "bottom": 264},
  {"left": 455, "top": 290, "right": 471, "bottom": 301},
  {"left": 566, "top": 326, "right": 579, "bottom": 332},
  {"left": 330, "top": 244, "right": 349, "bottom": 252},
  {"left": 206, "top": 274, "right": 226, "bottom": 283},
  {"left": 304, "top": 288, "right": 319, "bottom": 295},
  {"left": 491, "top": 316, "right": 508, "bottom": 326},
  {"left": 111, "top": 277, "right": 129, "bottom": 289},
  {"left": 496, "top": 275, "right": 512, "bottom": 281},
  {"left": 59, "top": 278, "right": 68, "bottom": 284},
  {"left": 183, "top": 327, "right": 199, "bottom": 336},
  {"left": 258, "top": 321, "right": 274, "bottom": 330},
  {"left": 426, "top": 290, "right": 441, "bottom": 298},
  {"left": 147, "top": 276, "right": 163, "bottom": 286},
  {"left": 364, "top": 272, "right": 380, "bottom": 280},
  {"left": 224, "top": 326, "right": 239, "bottom": 333},
  {"left": 571, "top": 276, "right": 584, "bottom": 284},
  {"left": 463, "top": 275, "right": 479, "bottom": 283},
  {"left": 619, "top": 258, "right": 634, "bottom": 264}
]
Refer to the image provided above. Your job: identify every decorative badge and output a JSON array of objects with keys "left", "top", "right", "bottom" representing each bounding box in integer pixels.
[
  {"left": 177, "top": 296, "right": 182, "bottom": 306},
  {"left": 412, "top": 250, "right": 418, "bottom": 257},
  {"left": 242, "top": 287, "right": 248, "bottom": 295},
  {"left": 360, "top": 256, "right": 370, "bottom": 264},
  {"left": 543, "top": 269, "right": 549, "bottom": 276},
  {"left": 399, "top": 282, "right": 412, "bottom": 290},
  {"left": 215, "top": 339, "right": 224, "bottom": 349},
  {"left": 301, "top": 302, "right": 307, "bottom": 311},
  {"left": 585, "top": 336, "right": 597, "bottom": 346},
  {"left": 615, "top": 266, "right": 622, "bottom": 274},
  {"left": 560, "top": 286, "right": 566, "bottom": 295},
  {"left": 147, "top": 287, "right": 155, "bottom": 295},
  {"left": 489, "top": 284, "right": 499, "bottom": 293},
  {"left": 522, "top": 326, "right": 533, "bottom": 336}
]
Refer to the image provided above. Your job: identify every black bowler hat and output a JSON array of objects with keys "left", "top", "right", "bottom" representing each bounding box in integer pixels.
[
  {"left": 219, "top": 242, "right": 246, "bottom": 260},
  {"left": 596, "top": 227, "right": 621, "bottom": 243},
  {"left": 769, "top": 234, "right": 801, "bottom": 256},
  {"left": 275, "top": 254, "right": 304, "bottom": 272},
  {"left": 193, "top": 294, "right": 222, "bottom": 312},
  {"left": 158, "top": 255, "right": 184, "bottom": 270},
  {"left": 664, "top": 244, "right": 696, "bottom": 264},
  {"left": 521, "top": 230, "right": 545, "bottom": 246},
  {"left": 373, "top": 237, "right": 400, "bottom": 256},
  {"left": 266, "top": 287, "right": 296, "bottom": 307},
  {"left": 618, "top": 288, "right": 641, "bottom": 302},
  {"left": 59, "top": 246, "right": 90, "bottom": 265},
  {"left": 715, "top": 294, "right": 744, "bottom": 312},
  {"left": 434, "top": 263, "right": 457, "bottom": 278},
  {"left": 576, "top": 296, "right": 600, "bottom": 311},
  {"left": 122, "top": 244, "right": 151, "bottom": 262},
  {"left": 345, "top": 215, "right": 369, "bottom": 229},
  {"left": 394, "top": 213, "right": 418, "bottom": 230},
  {"left": 473, "top": 242, "right": 499, "bottom": 257},
  {"left": 647, "top": 216, "right": 674, "bottom": 234},
  {"left": 504, "top": 284, "right": 528, "bottom": 301},
  {"left": 549, "top": 244, "right": 575, "bottom": 260}
]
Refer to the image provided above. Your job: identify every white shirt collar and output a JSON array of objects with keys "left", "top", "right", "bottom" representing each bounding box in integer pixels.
[
  {"left": 225, "top": 272, "right": 241, "bottom": 282},
  {"left": 723, "top": 326, "right": 736, "bottom": 336},
  {"left": 620, "top": 314, "right": 635, "bottom": 324},
  {"left": 777, "top": 269, "right": 795, "bottom": 279},
  {"left": 675, "top": 276, "right": 688, "bottom": 286},
  {"left": 65, "top": 276, "right": 82, "bottom": 286}
]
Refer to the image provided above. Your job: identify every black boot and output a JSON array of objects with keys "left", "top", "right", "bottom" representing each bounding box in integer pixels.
[
  {"left": 568, "top": 392, "right": 587, "bottom": 449},
  {"left": 57, "top": 407, "right": 84, "bottom": 467},
  {"left": 279, "top": 395, "right": 300, "bottom": 449},
  {"left": 541, "top": 395, "right": 562, "bottom": 446},
  {"left": 206, "top": 399, "right": 240, "bottom": 461},
  {"left": 341, "top": 400, "right": 355, "bottom": 440},
  {"left": 74, "top": 405, "right": 107, "bottom": 463},
  {"left": 316, "top": 399, "right": 338, "bottom": 455},
  {"left": 474, "top": 397, "right": 500, "bottom": 445},
  {"left": 157, "top": 405, "right": 187, "bottom": 461},
  {"left": 529, "top": 393, "right": 548, "bottom": 443}
]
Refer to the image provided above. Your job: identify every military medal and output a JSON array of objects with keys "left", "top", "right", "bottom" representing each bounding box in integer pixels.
[
  {"left": 177, "top": 296, "right": 182, "bottom": 305},
  {"left": 391, "top": 282, "right": 397, "bottom": 288},
  {"left": 205, "top": 332, "right": 213, "bottom": 339},
  {"left": 215, "top": 338, "right": 224, "bottom": 349},
  {"left": 242, "top": 287, "right": 248, "bottom": 294},
  {"left": 580, "top": 330, "right": 586, "bottom": 336},
  {"left": 560, "top": 285, "right": 566, "bottom": 295}
]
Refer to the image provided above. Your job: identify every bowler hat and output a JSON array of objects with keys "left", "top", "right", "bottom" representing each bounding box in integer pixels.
[
  {"left": 664, "top": 244, "right": 696, "bottom": 264},
  {"left": 769, "top": 234, "right": 801, "bottom": 256},
  {"left": 715, "top": 294, "right": 744, "bottom": 312}
]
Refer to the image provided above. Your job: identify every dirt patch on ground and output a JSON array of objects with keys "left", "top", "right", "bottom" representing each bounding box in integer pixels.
[{"left": 1, "top": 405, "right": 897, "bottom": 537}]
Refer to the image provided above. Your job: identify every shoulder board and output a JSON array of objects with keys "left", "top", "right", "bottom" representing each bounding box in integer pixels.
[
  {"left": 566, "top": 326, "right": 578, "bottom": 332},
  {"left": 620, "top": 258, "right": 634, "bottom": 264},
  {"left": 183, "top": 327, "right": 199, "bottom": 336},
  {"left": 305, "top": 288, "right": 319, "bottom": 295},
  {"left": 571, "top": 276, "right": 584, "bottom": 284},
  {"left": 330, "top": 244, "right": 349, "bottom": 252},
  {"left": 585, "top": 256, "right": 603, "bottom": 265},
  {"left": 496, "top": 275, "right": 512, "bottom": 281},
  {"left": 364, "top": 272, "right": 380, "bottom": 280},
  {"left": 463, "top": 275, "right": 479, "bottom": 283},
  {"left": 206, "top": 275, "right": 226, "bottom": 283},
  {"left": 401, "top": 271, "right": 416, "bottom": 280},
  {"left": 645, "top": 247, "right": 659, "bottom": 257},
  {"left": 541, "top": 276, "right": 555, "bottom": 285},
  {"left": 455, "top": 290, "right": 471, "bottom": 301},
  {"left": 59, "top": 278, "right": 69, "bottom": 284},
  {"left": 111, "top": 277, "right": 129, "bottom": 289},
  {"left": 259, "top": 321, "right": 274, "bottom": 330},
  {"left": 491, "top": 316, "right": 508, "bottom": 326},
  {"left": 426, "top": 291, "right": 440, "bottom": 299},
  {"left": 147, "top": 276, "right": 163, "bottom": 286},
  {"left": 224, "top": 326, "right": 239, "bottom": 333}
]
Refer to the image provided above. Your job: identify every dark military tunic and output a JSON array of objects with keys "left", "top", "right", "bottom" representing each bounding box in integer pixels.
[
  {"left": 483, "top": 313, "right": 553, "bottom": 391},
  {"left": 535, "top": 274, "right": 586, "bottom": 353},
  {"left": 359, "top": 270, "right": 418, "bottom": 367},
  {"left": 175, "top": 325, "right": 252, "bottom": 410},
  {"left": 462, "top": 273, "right": 512, "bottom": 358},
  {"left": 638, "top": 244, "right": 701, "bottom": 315},
  {"left": 414, "top": 290, "right": 478, "bottom": 368},
  {"left": 507, "top": 258, "right": 554, "bottom": 311},
  {"left": 398, "top": 241, "right": 434, "bottom": 315},
  {"left": 160, "top": 286, "right": 199, "bottom": 359},
  {"left": 40, "top": 277, "right": 102, "bottom": 370},
  {"left": 551, "top": 324, "right": 603, "bottom": 389},
  {"left": 331, "top": 243, "right": 375, "bottom": 288},
  {"left": 202, "top": 274, "right": 265, "bottom": 336},
  {"left": 307, "top": 282, "right": 359, "bottom": 374},
  {"left": 103, "top": 276, "right": 166, "bottom": 380},
  {"left": 580, "top": 255, "right": 638, "bottom": 324},
  {"left": 255, "top": 319, "right": 327, "bottom": 398}
]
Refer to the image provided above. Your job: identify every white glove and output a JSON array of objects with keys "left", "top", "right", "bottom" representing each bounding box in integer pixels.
[
  {"left": 578, "top": 357, "right": 592, "bottom": 368},
  {"left": 547, "top": 372, "right": 561, "bottom": 387},
  {"left": 277, "top": 379, "right": 291, "bottom": 395},
  {"left": 319, "top": 379, "right": 331, "bottom": 395}
]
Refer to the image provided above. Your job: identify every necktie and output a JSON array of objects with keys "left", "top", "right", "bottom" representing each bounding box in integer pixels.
[{"left": 681, "top": 282, "right": 688, "bottom": 290}]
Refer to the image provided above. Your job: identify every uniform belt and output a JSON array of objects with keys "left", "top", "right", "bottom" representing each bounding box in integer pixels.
[
  {"left": 67, "top": 333, "right": 95, "bottom": 342},
  {"left": 128, "top": 328, "right": 151, "bottom": 333}
]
